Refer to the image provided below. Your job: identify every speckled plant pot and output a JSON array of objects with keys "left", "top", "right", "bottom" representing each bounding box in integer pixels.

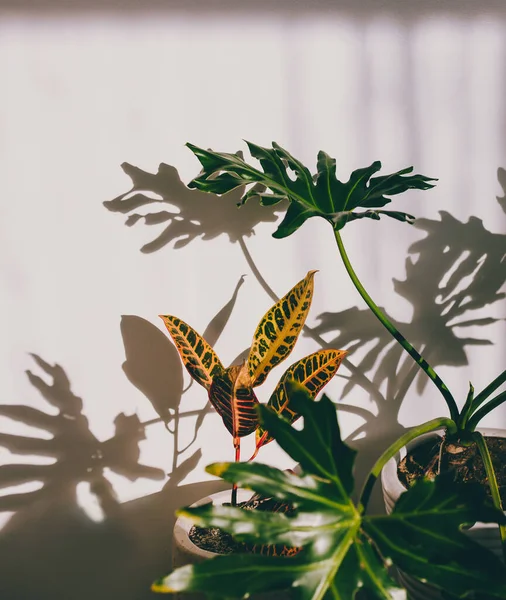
[
  {"left": 381, "top": 427, "right": 506, "bottom": 600},
  {"left": 172, "top": 489, "right": 291, "bottom": 600}
]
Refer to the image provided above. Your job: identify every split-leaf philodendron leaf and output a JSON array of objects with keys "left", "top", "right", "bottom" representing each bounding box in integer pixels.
[
  {"left": 186, "top": 141, "right": 436, "bottom": 238},
  {"left": 153, "top": 381, "right": 506, "bottom": 599}
]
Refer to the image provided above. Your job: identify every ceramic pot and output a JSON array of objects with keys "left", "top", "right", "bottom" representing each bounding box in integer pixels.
[
  {"left": 381, "top": 427, "right": 506, "bottom": 600},
  {"left": 172, "top": 488, "right": 291, "bottom": 600}
]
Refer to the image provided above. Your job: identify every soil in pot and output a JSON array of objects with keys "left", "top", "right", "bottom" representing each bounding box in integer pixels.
[
  {"left": 398, "top": 434, "right": 506, "bottom": 503},
  {"left": 189, "top": 493, "right": 301, "bottom": 557}
]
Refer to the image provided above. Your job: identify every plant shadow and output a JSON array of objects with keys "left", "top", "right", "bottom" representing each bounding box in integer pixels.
[
  {"left": 0, "top": 275, "right": 246, "bottom": 599},
  {"left": 104, "top": 162, "right": 286, "bottom": 253}
]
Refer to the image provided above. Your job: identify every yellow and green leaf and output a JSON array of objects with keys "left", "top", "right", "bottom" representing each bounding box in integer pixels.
[
  {"left": 209, "top": 364, "right": 259, "bottom": 439},
  {"left": 253, "top": 349, "right": 347, "bottom": 456},
  {"left": 159, "top": 315, "right": 224, "bottom": 390},
  {"left": 248, "top": 270, "right": 317, "bottom": 387}
]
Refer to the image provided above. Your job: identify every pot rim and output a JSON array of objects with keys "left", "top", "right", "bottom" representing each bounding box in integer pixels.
[
  {"left": 173, "top": 488, "right": 255, "bottom": 560},
  {"left": 381, "top": 426, "right": 506, "bottom": 526}
]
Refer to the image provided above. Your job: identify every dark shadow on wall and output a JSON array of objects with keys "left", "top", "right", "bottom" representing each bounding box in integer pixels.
[
  {"left": 105, "top": 160, "right": 506, "bottom": 515},
  {"left": 2, "top": 0, "right": 506, "bottom": 17},
  {"left": 104, "top": 162, "right": 285, "bottom": 253},
  {"left": 0, "top": 276, "right": 247, "bottom": 599},
  {"left": 313, "top": 196, "right": 506, "bottom": 510}
]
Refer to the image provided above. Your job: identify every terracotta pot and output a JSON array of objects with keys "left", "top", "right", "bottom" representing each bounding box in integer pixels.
[{"left": 381, "top": 427, "right": 506, "bottom": 600}]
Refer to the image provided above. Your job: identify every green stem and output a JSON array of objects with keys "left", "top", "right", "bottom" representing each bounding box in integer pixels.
[
  {"left": 334, "top": 229, "right": 459, "bottom": 422},
  {"left": 358, "top": 417, "right": 457, "bottom": 514},
  {"left": 467, "top": 391, "right": 506, "bottom": 432},
  {"left": 472, "top": 432, "right": 506, "bottom": 563},
  {"left": 470, "top": 369, "right": 506, "bottom": 412},
  {"left": 458, "top": 382, "right": 475, "bottom": 429}
]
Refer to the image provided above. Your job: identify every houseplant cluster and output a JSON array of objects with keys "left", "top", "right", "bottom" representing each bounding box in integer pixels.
[{"left": 149, "top": 142, "right": 506, "bottom": 599}]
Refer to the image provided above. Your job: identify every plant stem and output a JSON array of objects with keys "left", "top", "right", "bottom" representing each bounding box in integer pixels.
[
  {"left": 472, "top": 432, "right": 506, "bottom": 563},
  {"left": 231, "top": 439, "right": 241, "bottom": 507},
  {"left": 334, "top": 229, "right": 459, "bottom": 422},
  {"left": 358, "top": 417, "right": 457, "bottom": 514},
  {"left": 470, "top": 369, "right": 506, "bottom": 412},
  {"left": 467, "top": 391, "right": 506, "bottom": 432}
]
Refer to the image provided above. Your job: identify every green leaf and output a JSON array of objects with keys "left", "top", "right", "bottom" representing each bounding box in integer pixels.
[
  {"left": 186, "top": 141, "right": 436, "bottom": 238},
  {"left": 154, "top": 383, "right": 506, "bottom": 599},
  {"left": 259, "top": 381, "right": 356, "bottom": 495},
  {"left": 363, "top": 476, "right": 506, "bottom": 598}
]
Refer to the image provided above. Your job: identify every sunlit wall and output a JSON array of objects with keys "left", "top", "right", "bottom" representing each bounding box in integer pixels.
[{"left": 1, "top": 2, "right": 505, "bottom": 598}]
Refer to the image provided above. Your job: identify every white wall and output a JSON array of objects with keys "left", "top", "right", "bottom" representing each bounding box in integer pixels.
[{"left": 1, "top": 3, "right": 505, "bottom": 598}]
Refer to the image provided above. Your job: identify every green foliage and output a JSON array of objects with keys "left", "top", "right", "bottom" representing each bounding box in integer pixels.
[
  {"left": 153, "top": 382, "right": 506, "bottom": 599},
  {"left": 187, "top": 141, "right": 436, "bottom": 237}
]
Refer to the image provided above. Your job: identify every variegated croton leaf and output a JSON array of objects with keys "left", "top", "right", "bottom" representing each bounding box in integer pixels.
[
  {"left": 187, "top": 141, "right": 436, "bottom": 238},
  {"left": 248, "top": 270, "right": 317, "bottom": 386},
  {"left": 153, "top": 381, "right": 506, "bottom": 600},
  {"left": 159, "top": 315, "right": 224, "bottom": 390},
  {"left": 161, "top": 272, "right": 346, "bottom": 461},
  {"left": 252, "top": 348, "right": 348, "bottom": 458}
]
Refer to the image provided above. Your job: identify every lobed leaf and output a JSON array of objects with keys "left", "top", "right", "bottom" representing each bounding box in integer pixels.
[
  {"left": 248, "top": 271, "right": 317, "bottom": 387},
  {"left": 159, "top": 315, "right": 224, "bottom": 390},
  {"left": 154, "top": 385, "right": 506, "bottom": 599},
  {"left": 186, "top": 141, "right": 436, "bottom": 238}
]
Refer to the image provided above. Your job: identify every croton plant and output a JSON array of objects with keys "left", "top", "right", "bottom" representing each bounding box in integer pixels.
[
  {"left": 160, "top": 270, "right": 346, "bottom": 504},
  {"left": 151, "top": 142, "right": 506, "bottom": 598}
]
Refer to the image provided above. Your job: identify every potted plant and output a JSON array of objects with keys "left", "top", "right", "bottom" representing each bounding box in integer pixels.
[
  {"left": 150, "top": 141, "right": 506, "bottom": 598},
  {"left": 159, "top": 270, "right": 346, "bottom": 568},
  {"left": 153, "top": 381, "right": 506, "bottom": 599}
]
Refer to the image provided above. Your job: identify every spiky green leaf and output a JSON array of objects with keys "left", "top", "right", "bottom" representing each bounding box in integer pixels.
[
  {"left": 186, "top": 141, "right": 436, "bottom": 238},
  {"left": 154, "top": 382, "right": 506, "bottom": 599}
]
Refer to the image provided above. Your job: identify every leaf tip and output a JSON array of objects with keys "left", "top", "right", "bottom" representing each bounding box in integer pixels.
[
  {"left": 206, "top": 462, "right": 229, "bottom": 477},
  {"left": 151, "top": 578, "right": 172, "bottom": 594}
]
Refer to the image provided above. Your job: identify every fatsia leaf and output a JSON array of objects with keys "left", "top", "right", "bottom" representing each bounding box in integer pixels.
[
  {"left": 159, "top": 315, "right": 224, "bottom": 390},
  {"left": 248, "top": 270, "right": 316, "bottom": 387},
  {"left": 363, "top": 476, "right": 506, "bottom": 598},
  {"left": 208, "top": 364, "right": 259, "bottom": 440},
  {"left": 154, "top": 383, "right": 506, "bottom": 599},
  {"left": 186, "top": 141, "right": 436, "bottom": 238},
  {"left": 254, "top": 349, "right": 347, "bottom": 456}
]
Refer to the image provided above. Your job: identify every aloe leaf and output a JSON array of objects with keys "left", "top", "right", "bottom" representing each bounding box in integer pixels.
[{"left": 248, "top": 271, "right": 316, "bottom": 387}]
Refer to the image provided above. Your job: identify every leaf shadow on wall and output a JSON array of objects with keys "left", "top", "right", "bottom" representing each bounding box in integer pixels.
[
  {"left": 0, "top": 276, "right": 246, "bottom": 600},
  {"left": 103, "top": 162, "right": 286, "bottom": 252},
  {"left": 311, "top": 196, "right": 506, "bottom": 511},
  {"left": 105, "top": 161, "right": 506, "bottom": 516}
]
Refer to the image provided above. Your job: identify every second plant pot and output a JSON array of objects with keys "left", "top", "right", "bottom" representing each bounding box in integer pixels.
[
  {"left": 172, "top": 488, "right": 292, "bottom": 600},
  {"left": 381, "top": 427, "right": 506, "bottom": 600}
]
